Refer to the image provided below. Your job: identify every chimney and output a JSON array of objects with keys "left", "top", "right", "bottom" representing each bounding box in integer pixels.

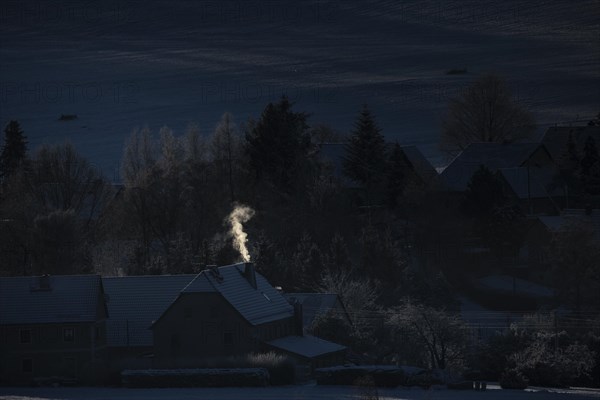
[
  {"left": 243, "top": 262, "right": 257, "bottom": 289},
  {"left": 207, "top": 265, "right": 223, "bottom": 283},
  {"left": 31, "top": 274, "right": 52, "bottom": 292},
  {"left": 293, "top": 301, "right": 304, "bottom": 336}
]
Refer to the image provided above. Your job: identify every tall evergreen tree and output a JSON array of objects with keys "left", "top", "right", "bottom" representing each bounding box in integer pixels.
[
  {"left": 581, "top": 136, "right": 599, "bottom": 176},
  {"left": 342, "top": 105, "right": 387, "bottom": 188},
  {"left": 580, "top": 136, "right": 600, "bottom": 195},
  {"left": 0, "top": 120, "right": 28, "bottom": 182},
  {"left": 386, "top": 143, "right": 411, "bottom": 208},
  {"left": 462, "top": 165, "right": 506, "bottom": 218},
  {"left": 245, "top": 96, "right": 311, "bottom": 193}
]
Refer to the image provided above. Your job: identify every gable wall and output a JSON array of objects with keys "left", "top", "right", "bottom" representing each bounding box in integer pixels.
[{"left": 152, "top": 292, "right": 294, "bottom": 367}]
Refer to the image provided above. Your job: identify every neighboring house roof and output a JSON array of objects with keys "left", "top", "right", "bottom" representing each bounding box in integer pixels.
[
  {"left": 266, "top": 335, "right": 346, "bottom": 359},
  {"left": 103, "top": 274, "right": 195, "bottom": 347},
  {"left": 537, "top": 216, "right": 565, "bottom": 232},
  {"left": 317, "top": 143, "right": 438, "bottom": 187},
  {"left": 441, "top": 142, "right": 543, "bottom": 191},
  {"left": 284, "top": 293, "right": 351, "bottom": 329},
  {"left": 498, "top": 167, "right": 563, "bottom": 200},
  {"left": 166, "top": 263, "right": 294, "bottom": 326},
  {"left": 541, "top": 126, "right": 600, "bottom": 163},
  {"left": 400, "top": 145, "right": 440, "bottom": 185},
  {"left": 0, "top": 275, "right": 104, "bottom": 325},
  {"left": 537, "top": 209, "right": 600, "bottom": 239}
]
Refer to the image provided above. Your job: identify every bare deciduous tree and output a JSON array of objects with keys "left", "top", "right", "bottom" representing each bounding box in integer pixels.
[
  {"left": 211, "top": 112, "right": 240, "bottom": 203},
  {"left": 386, "top": 302, "right": 467, "bottom": 370},
  {"left": 441, "top": 74, "right": 535, "bottom": 155}
]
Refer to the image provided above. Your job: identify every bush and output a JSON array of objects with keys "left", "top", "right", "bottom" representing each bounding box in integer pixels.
[
  {"left": 499, "top": 368, "right": 528, "bottom": 390},
  {"left": 510, "top": 340, "right": 595, "bottom": 387},
  {"left": 121, "top": 368, "right": 269, "bottom": 388},
  {"left": 246, "top": 352, "right": 296, "bottom": 386},
  {"left": 316, "top": 366, "right": 404, "bottom": 387},
  {"left": 166, "top": 352, "right": 296, "bottom": 386}
]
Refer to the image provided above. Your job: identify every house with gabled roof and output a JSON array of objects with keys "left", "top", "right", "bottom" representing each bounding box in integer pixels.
[
  {"left": 497, "top": 166, "right": 565, "bottom": 214},
  {"left": 440, "top": 142, "right": 555, "bottom": 193},
  {"left": 101, "top": 274, "right": 195, "bottom": 374},
  {"left": 151, "top": 263, "right": 346, "bottom": 370},
  {"left": 316, "top": 143, "right": 439, "bottom": 189},
  {"left": 0, "top": 275, "right": 108, "bottom": 385}
]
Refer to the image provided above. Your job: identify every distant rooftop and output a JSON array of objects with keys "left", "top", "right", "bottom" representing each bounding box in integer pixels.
[
  {"left": 0, "top": 275, "right": 104, "bottom": 325},
  {"left": 441, "top": 142, "right": 544, "bottom": 191}
]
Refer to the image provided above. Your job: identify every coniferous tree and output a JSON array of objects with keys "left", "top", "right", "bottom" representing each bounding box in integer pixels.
[
  {"left": 342, "top": 105, "right": 387, "bottom": 189},
  {"left": 386, "top": 143, "right": 411, "bottom": 208},
  {"left": 461, "top": 165, "right": 506, "bottom": 218},
  {"left": 581, "top": 136, "right": 599, "bottom": 176},
  {"left": 580, "top": 136, "right": 600, "bottom": 195},
  {"left": 245, "top": 96, "right": 311, "bottom": 194},
  {"left": 0, "top": 120, "right": 28, "bottom": 183}
]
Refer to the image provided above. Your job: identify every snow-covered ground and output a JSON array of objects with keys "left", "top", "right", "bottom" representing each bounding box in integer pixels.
[
  {"left": 1, "top": 0, "right": 598, "bottom": 177},
  {"left": 1, "top": 384, "right": 600, "bottom": 400}
]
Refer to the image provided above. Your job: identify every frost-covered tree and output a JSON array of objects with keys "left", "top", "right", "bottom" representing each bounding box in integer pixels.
[
  {"left": 211, "top": 112, "right": 241, "bottom": 203},
  {"left": 386, "top": 302, "right": 467, "bottom": 370}
]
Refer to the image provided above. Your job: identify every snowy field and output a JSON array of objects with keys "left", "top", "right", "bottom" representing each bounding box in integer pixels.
[
  {"left": 2, "top": 384, "right": 600, "bottom": 400},
  {"left": 1, "top": 0, "right": 599, "bottom": 176}
]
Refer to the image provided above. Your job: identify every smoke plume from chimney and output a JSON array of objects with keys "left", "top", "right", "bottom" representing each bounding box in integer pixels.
[{"left": 228, "top": 205, "right": 255, "bottom": 262}]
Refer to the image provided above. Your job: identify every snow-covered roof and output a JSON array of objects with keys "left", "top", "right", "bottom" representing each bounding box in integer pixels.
[
  {"left": 538, "top": 216, "right": 566, "bottom": 232},
  {"left": 317, "top": 143, "right": 438, "bottom": 188},
  {"left": 174, "top": 263, "right": 294, "bottom": 326},
  {"left": 441, "top": 142, "right": 542, "bottom": 191},
  {"left": 537, "top": 210, "right": 600, "bottom": 239},
  {"left": 103, "top": 274, "right": 196, "bottom": 347},
  {"left": 0, "top": 275, "right": 104, "bottom": 325},
  {"left": 400, "top": 145, "right": 439, "bottom": 184},
  {"left": 267, "top": 335, "right": 346, "bottom": 359},
  {"left": 498, "top": 166, "right": 562, "bottom": 199}
]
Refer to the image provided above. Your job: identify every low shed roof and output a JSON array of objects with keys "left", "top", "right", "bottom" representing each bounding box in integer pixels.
[{"left": 267, "top": 335, "right": 346, "bottom": 359}]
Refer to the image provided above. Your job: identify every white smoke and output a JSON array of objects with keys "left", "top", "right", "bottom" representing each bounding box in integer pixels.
[{"left": 228, "top": 205, "right": 255, "bottom": 262}]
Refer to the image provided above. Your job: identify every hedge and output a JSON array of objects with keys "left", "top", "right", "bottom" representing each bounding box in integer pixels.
[{"left": 121, "top": 368, "right": 269, "bottom": 388}]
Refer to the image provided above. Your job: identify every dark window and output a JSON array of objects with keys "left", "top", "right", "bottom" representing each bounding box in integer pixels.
[
  {"left": 223, "top": 332, "right": 233, "bottom": 345},
  {"left": 184, "top": 307, "right": 192, "bottom": 320},
  {"left": 210, "top": 306, "right": 219, "bottom": 319},
  {"left": 63, "top": 328, "right": 74, "bottom": 342},
  {"left": 22, "top": 359, "right": 32, "bottom": 373},
  {"left": 20, "top": 329, "right": 31, "bottom": 344},
  {"left": 95, "top": 326, "right": 102, "bottom": 342}
]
